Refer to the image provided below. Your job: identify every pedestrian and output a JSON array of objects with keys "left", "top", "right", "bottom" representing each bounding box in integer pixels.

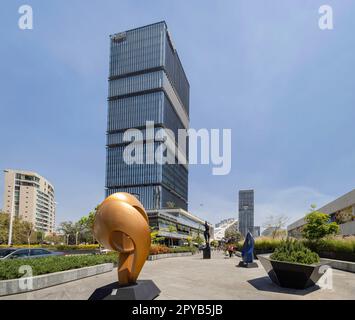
[{"left": 227, "top": 244, "right": 234, "bottom": 258}]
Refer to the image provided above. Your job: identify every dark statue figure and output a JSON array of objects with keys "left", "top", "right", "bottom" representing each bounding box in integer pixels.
[
  {"left": 203, "top": 221, "right": 211, "bottom": 259},
  {"left": 238, "top": 231, "right": 258, "bottom": 268},
  {"left": 204, "top": 221, "right": 210, "bottom": 245}
]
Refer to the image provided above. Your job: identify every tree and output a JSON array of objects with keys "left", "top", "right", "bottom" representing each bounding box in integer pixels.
[
  {"left": 45, "top": 233, "right": 63, "bottom": 245},
  {"left": 74, "top": 205, "right": 99, "bottom": 244},
  {"left": 73, "top": 221, "right": 88, "bottom": 245},
  {"left": 263, "top": 215, "right": 289, "bottom": 239},
  {"left": 302, "top": 211, "right": 339, "bottom": 241},
  {"left": 35, "top": 230, "right": 45, "bottom": 244},
  {"left": 186, "top": 236, "right": 193, "bottom": 247},
  {"left": 224, "top": 229, "right": 242, "bottom": 242},
  {"left": 165, "top": 225, "right": 177, "bottom": 246},
  {"left": 150, "top": 228, "right": 165, "bottom": 245},
  {"left": 58, "top": 221, "right": 77, "bottom": 245},
  {"left": 0, "top": 212, "right": 36, "bottom": 245},
  {"left": 168, "top": 225, "right": 177, "bottom": 233},
  {"left": 0, "top": 212, "right": 9, "bottom": 244},
  {"left": 193, "top": 234, "right": 204, "bottom": 246},
  {"left": 21, "top": 221, "right": 34, "bottom": 246}
]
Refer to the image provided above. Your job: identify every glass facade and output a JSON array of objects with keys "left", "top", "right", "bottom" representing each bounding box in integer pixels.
[
  {"left": 106, "top": 22, "right": 189, "bottom": 210},
  {"left": 147, "top": 209, "right": 206, "bottom": 246},
  {"left": 238, "top": 190, "right": 255, "bottom": 237}
]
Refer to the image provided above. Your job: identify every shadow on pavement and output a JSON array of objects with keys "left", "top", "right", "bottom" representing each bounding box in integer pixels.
[{"left": 248, "top": 277, "right": 321, "bottom": 296}]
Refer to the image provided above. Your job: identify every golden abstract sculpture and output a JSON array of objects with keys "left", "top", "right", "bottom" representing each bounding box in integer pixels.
[{"left": 93, "top": 193, "right": 151, "bottom": 286}]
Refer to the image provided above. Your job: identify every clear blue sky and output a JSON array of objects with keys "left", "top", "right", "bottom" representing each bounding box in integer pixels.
[{"left": 0, "top": 0, "right": 354, "bottom": 228}]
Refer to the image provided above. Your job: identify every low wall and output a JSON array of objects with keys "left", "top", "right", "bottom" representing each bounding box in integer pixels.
[
  {"left": 148, "top": 252, "right": 193, "bottom": 261},
  {"left": 0, "top": 263, "right": 113, "bottom": 297},
  {"left": 321, "top": 258, "right": 355, "bottom": 273},
  {"left": 317, "top": 251, "right": 355, "bottom": 263}
]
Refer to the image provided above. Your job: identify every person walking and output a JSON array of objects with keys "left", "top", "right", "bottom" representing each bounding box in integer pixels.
[{"left": 227, "top": 244, "right": 234, "bottom": 258}]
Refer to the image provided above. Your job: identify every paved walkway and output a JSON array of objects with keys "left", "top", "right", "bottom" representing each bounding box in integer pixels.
[{"left": 1, "top": 252, "right": 355, "bottom": 300}]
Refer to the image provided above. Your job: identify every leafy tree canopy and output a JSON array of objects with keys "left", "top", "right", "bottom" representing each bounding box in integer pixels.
[{"left": 302, "top": 210, "right": 339, "bottom": 241}]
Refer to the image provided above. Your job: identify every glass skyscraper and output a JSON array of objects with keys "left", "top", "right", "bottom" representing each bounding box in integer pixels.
[
  {"left": 238, "top": 190, "right": 254, "bottom": 237},
  {"left": 106, "top": 21, "right": 189, "bottom": 210}
]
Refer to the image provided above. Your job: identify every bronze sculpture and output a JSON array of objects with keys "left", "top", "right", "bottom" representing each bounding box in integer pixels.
[
  {"left": 91, "top": 192, "right": 160, "bottom": 299},
  {"left": 93, "top": 192, "right": 150, "bottom": 285}
]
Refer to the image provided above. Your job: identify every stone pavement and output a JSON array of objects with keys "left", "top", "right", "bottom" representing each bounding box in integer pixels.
[{"left": 1, "top": 252, "right": 354, "bottom": 300}]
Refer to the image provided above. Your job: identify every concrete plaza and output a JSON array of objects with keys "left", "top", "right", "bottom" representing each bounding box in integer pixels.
[{"left": 1, "top": 252, "right": 354, "bottom": 300}]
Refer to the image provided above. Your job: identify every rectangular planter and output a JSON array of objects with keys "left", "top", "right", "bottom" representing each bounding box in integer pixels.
[
  {"left": 258, "top": 254, "right": 329, "bottom": 289},
  {"left": 0, "top": 263, "right": 113, "bottom": 297}
]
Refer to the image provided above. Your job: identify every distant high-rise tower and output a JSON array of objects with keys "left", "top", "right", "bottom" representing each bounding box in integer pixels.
[
  {"left": 238, "top": 190, "right": 254, "bottom": 237},
  {"left": 105, "top": 21, "right": 189, "bottom": 210}
]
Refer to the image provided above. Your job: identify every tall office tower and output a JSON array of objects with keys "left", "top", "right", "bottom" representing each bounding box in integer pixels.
[
  {"left": 106, "top": 22, "right": 189, "bottom": 210},
  {"left": 3, "top": 169, "right": 56, "bottom": 234},
  {"left": 238, "top": 190, "right": 254, "bottom": 237}
]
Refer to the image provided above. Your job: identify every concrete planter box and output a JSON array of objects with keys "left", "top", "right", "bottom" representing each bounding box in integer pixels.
[
  {"left": 148, "top": 252, "right": 193, "bottom": 261},
  {"left": 258, "top": 254, "right": 329, "bottom": 289},
  {"left": 0, "top": 263, "right": 113, "bottom": 297}
]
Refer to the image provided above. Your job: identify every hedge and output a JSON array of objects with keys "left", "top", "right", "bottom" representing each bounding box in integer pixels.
[
  {"left": 149, "top": 245, "right": 197, "bottom": 255},
  {"left": 1, "top": 244, "right": 199, "bottom": 254},
  {"left": 0, "top": 244, "right": 100, "bottom": 251},
  {"left": 170, "top": 246, "right": 197, "bottom": 254},
  {"left": 303, "top": 238, "right": 355, "bottom": 262},
  {"left": 0, "top": 254, "right": 117, "bottom": 281},
  {"left": 304, "top": 238, "right": 355, "bottom": 254},
  {"left": 234, "top": 238, "right": 282, "bottom": 252}
]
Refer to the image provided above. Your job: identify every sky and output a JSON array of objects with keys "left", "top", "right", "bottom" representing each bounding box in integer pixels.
[{"left": 0, "top": 0, "right": 354, "bottom": 229}]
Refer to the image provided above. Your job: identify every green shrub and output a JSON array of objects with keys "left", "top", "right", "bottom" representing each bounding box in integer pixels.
[
  {"left": 0, "top": 253, "right": 117, "bottom": 281},
  {"left": 150, "top": 245, "right": 170, "bottom": 255},
  {"left": 54, "top": 244, "right": 99, "bottom": 251},
  {"left": 170, "top": 246, "right": 197, "bottom": 254},
  {"left": 302, "top": 211, "right": 339, "bottom": 240},
  {"left": 0, "top": 244, "right": 100, "bottom": 251},
  {"left": 271, "top": 239, "right": 320, "bottom": 265}
]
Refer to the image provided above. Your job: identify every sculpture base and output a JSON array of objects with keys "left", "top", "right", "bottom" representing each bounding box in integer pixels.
[
  {"left": 203, "top": 246, "right": 211, "bottom": 259},
  {"left": 88, "top": 280, "right": 161, "bottom": 300},
  {"left": 238, "top": 261, "right": 259, "bottom": 268}
]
